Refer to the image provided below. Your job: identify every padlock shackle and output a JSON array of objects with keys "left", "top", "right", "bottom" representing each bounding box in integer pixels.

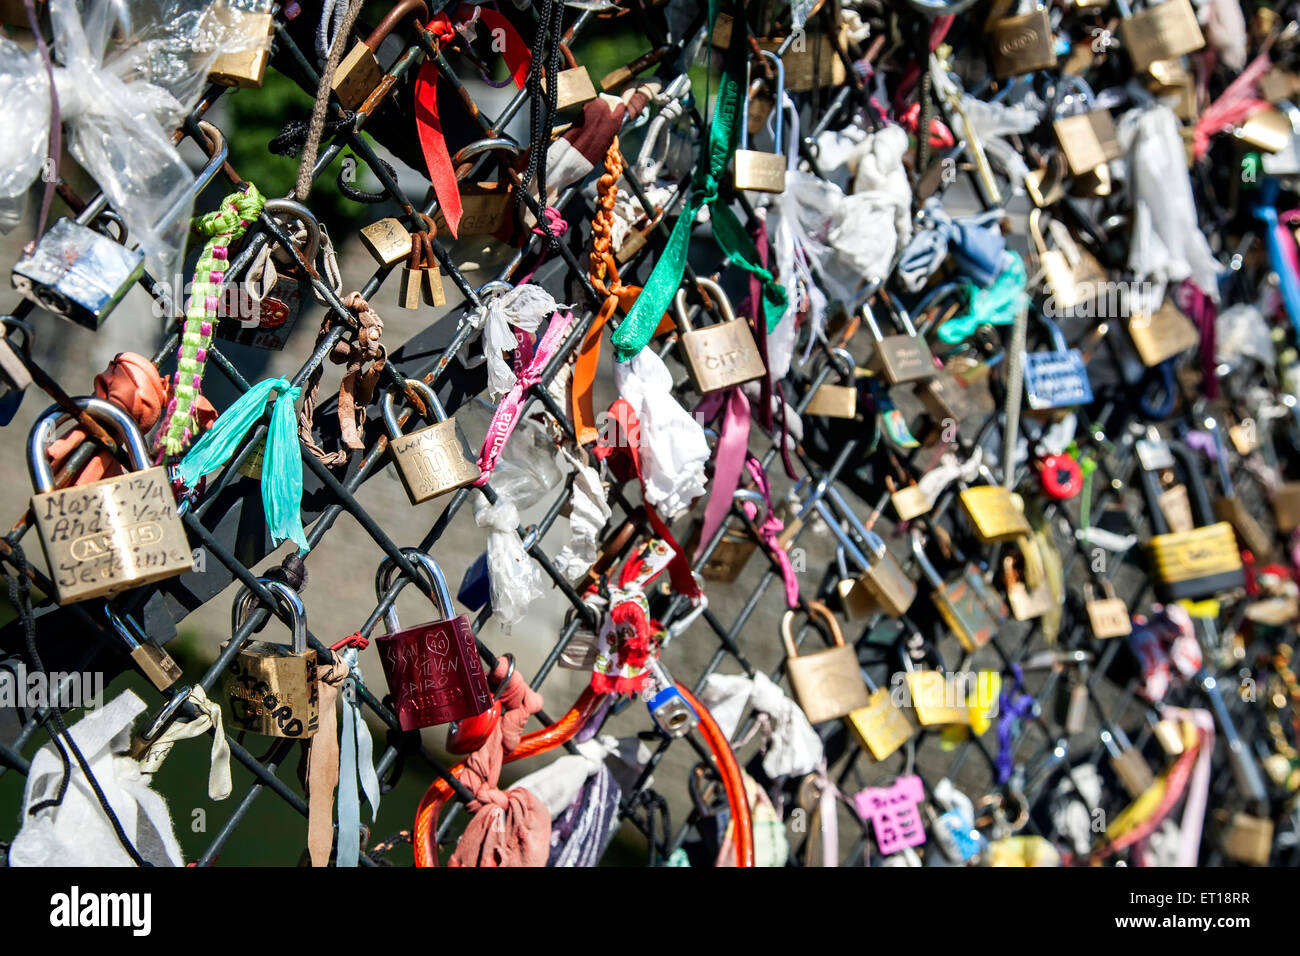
[
  {"left": 909, "top": 528, "right": 947, "bottom": 588},
  {"left": 1028, "top": 207, "right": 1050, "bottom": 259},
  {"left": 780, "top": 601, "right": 848, "bottom": 660},
  {"left": 262, "top": 198, "right": 322, "bottom": 266},
  {"left": 673, "top": 276, "right": 737, "bottom": 333},
  {"left": 375, "top": 546, "right": 455, "bottom": 632},
  {"left": 739, "top": 51, "right": 784, "bottom": 154},
  {"left": 1167, "top": 439, "right": 1219, "bottom": 529},
  {"left": 825, "top": 484, "right": 888, "bottom": 561},
  {"left": 813, "top": 499, "right": 872, "bottom": 572},
  {"left": 362, "top": 0, "right": 430, "bottom": 52},
  {"left": 232, "top": 579, "right": 309, "bottom": 656},
  {"left": 860, "top": 300, "right": 886, "bottom": 342},
  {"left": 452, "top": 137, "right": 523, "bottom": 167},
  {"left": 28, "top": 396, "right": 151, "bottom": 493},
  {"left": 382, "top": 378, "right": 447, "bottom": 437},
  {"left": 876, "top": 287, "right": 921, "bottom": 337}
]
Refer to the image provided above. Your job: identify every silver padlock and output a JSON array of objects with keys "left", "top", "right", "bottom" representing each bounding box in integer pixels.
[
  {"left": 11, "top": 219, "right": 144, "bottom": 330},
  {"left": 220, "top": 199, "right": 321, "bottom": 351},
  {"left": 644, "top": 660, "right": 699, "bottom": 737}
]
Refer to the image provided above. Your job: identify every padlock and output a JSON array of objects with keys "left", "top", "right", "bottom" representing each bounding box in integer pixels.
[
  {"left": 912, "top": 529, "right": 1007, "bottom": 653},
  {"left": 1207, "top": 422, "right": 1274, "bottom": 560},
  {"left": 804, "top": 349, "right": 858, "bottom": 419},
  {"left": 224, "top": 579, "right": 319, "bottom": 739},
  {"left": 816, "top": 491, "right": 916, "bottom": 618},
  {"left": 1217, "top": 811, "right": 1273, "bottom": 865},
  {"left": 359, "top": 217, "right": 413, "bottom": 267},
  {"left": 733, "top": 51, "right": 786, "bottom": 194},
  {"left": 1117, "top": 0, "right": 1204, "bottom": 74},
  {"left": 382, "top": 379, "right": 481, "bottom": 505},
  {"left": 863, "top": 298, "right": 935, "bottom": 386},
  {"left": 106, "top": 606, "right": 183, "bottom": 691},
  {"left": 913, "top": 368, "right": 976, "bottom": 427},
  {"left": 1030, "top": 209, "right": 1107, "bottom": 314},
  {"left": 688, "top": 489, "right": 764, "bottom": 583},
  {"left": 28, "top": 397, "right": 193, "bottom": 605},
  {"left": 846, "top": 670, "right": 916, "bottom": 762},
  {"left": 399, "top": 229, "right": 444, "bottom": 309},
  {"left": 1138, "top": 440, "right": 1245, "bottom": 602},
  {"left": 220, "top": 199, "right": 320, "bottom": 351},
  {"left": 781, "top": 602, "right": 871, "bottom": 725},
  {"left": 835, "top": 545, "right": 878, "bottom": 620},
  {"left": 990, "top": 0, "right": 1057, "bottom": 78},
  {"left": 958, "top": 484, "right": 1032, "bottom": 543},
  {"left": 209, "top": 9, "right": 274, "bottom": 88},
  {"left": 1002, "top": 553, "right": 1055, "bottom": 621},
  {"left": 1273, "top": 481, "right": 1300, "bottom": 533},
  {"left": 1084, "top": 581, "right": 1131, "bottom": 638},
  {"left": 1101, "top": 725, "right": 1154, "bottom": 799},
  {"left": 890, "top": 477, "right": 932, "bottom": 522},
  {"left": 375, "top": 548, "right": 492, "bottom": 731},
  {"left": 1037, "top": 452, "right": 1083, "bottom": 500},
  {"left": 331, "top": 0, "right": 430, "bottom": 110},
  {"left": 1051, "top": 81, "right": 1121, "bottom": 176},
  {"left": 1127, "top": 294, "right": 1200, "bottom": 367},
  {"left": 11, "top": 218, "right": 144, "bottom": 330},
  {"left": 899, "top": 635, "right": 971, "bottom": 727},
  {"left": 446, "top": 653, "right": 514, "bottom": 754},
  {"left": 643, "top": 660, "right": 700, "bottom": 738},
  {"left": 552, "top": 62, "right": 597, "bottom": 112},
  {"left": 1022, "top": 312, "right": 1093, "bottom": 411},
  {"left": 432, "top": 138, "right": 521, "bottom": 237},
  {"left": 672, "top": 277, "right": 766, "bottom": 394}
]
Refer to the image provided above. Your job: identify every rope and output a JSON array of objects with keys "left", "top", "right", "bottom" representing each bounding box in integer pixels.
[{"left": 295, "top": 0, "right": 366, "bottom": 202}]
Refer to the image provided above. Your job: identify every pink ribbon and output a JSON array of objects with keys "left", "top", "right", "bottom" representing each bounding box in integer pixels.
[
  {"left": 1192, "top": 51, "right": 1273, "bottom": 160},
  {"left": 742, "top": 455, "right": 799, "bottom": 609},
  {"left": 475, "top": 310, "right": 575, "bottom": 484},
  {"left": 693, "top": 387, "right": 752, "bottom": 560}
]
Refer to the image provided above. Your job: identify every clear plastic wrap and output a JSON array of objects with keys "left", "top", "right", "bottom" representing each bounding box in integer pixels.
[{"left": 0, "top": 0, "right": 267, "bottom": 277}]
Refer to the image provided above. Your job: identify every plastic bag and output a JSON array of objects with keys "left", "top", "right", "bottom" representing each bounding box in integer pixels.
[{"left": 0, "top": 0, "right": 264, "bottom": 278}]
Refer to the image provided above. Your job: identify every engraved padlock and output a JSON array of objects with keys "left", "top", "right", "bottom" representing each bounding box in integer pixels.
[
  {"left": 863, "top": 296, "right": 935, "bottom": 386},
  {"left": 1117, "top": 0, "right": 1204, "bottom": 75},
  {"left": 11, "top": 218, "right": 144, "bottom": 330},
  {"left": 782, "top": 602, "right": 871, "bottom": 725},
  {"left": 733, "top": 51, "right": 787, "bottom": 194},
  {"left": 672, "top": 277, "right": 766, "bottom": 394},
  {"left": 209, "top": 8, "right": 275, "bottom": 88},
  {"left": 224, "top": 579, "right": 319, "bottom": 739},
  {"left": 383, "top": 379, "right": 481, "bottom": 504},
  {"left": 220, "top": 199, "right": 320, "bottom": 351},
  {"left": 359, "top": 217, "right": 413, "bottom": 267},
  {"left": 1051, "top": 78, "right": 1122, "bottom": 176},
  {"left": 552, "top": 43, "right": 597, "bottom": 111},
  {"left": 990, "top": 0, "right": 1057, "bottom": 78},
  {"left": 374, "top": 548, "right": 492, "bottom": 731},
  {"left": 331, "top": 0, "right": 430, "bottom": 110},
  {"left": 432, "top": 138, "right": 521, "bottom": 237},
  {"left": 28, "top": 397, "right": 193, "bottom": 605}
]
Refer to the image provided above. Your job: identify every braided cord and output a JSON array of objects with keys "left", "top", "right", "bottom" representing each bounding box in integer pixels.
[{"left": 159, "top": 184, "right": 266, "bottom": 458}]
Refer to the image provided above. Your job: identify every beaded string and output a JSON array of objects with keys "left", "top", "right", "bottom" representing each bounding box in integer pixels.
[{"left": 157, "top": 183, "right": 267, "bottom": 459}]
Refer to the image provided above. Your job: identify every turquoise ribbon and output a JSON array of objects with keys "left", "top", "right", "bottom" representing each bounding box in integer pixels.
[
  {"left": 336, "top": 646, "right": 380, "bottom": 867},
  {"left": 610, "top": 0, "right": 788, "bottom": 363},
  {"left": 174, "top": 377, "right": 310, "bottom": 554},
  {"left": 935, "top": 251, "right": 1029, "bottom": 345}
]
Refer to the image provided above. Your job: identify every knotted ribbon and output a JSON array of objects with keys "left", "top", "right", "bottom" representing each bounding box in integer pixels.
[{"left": 174, "top": 377, "right": 310, "bottom": 554}]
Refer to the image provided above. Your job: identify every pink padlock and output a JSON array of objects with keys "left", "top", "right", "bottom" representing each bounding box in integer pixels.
[{"left": 854, "top": 774, "right": 927, "bottom": 856}]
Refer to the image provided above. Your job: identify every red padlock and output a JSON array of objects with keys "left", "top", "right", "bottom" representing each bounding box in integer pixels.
[
  {"left": 374, "top": 548, "right": 492, "bottom": 731},
  {"left": 1038, "top": 453, "right": 1083, "bottom": 500},
  {"left": 445, "top": 654, "right": 515, "bottom": 754}
]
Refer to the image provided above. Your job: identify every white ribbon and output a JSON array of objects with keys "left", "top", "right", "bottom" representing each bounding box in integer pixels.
[
  {"left": 613, "top": 348, "right": 709, "bottom": 519},
  {"left": 459, "top": 284, "right": 569, "bottom": 401},
  {"left": 699, "top": 671, "right": 823, "bottom": 779},
  {"left": 474, "top": 495, "right": 544, "bottom": 628},
  {"left": 139, "top": 684, "right": 232, "bottom": 801},
  {"left": 1118, "top": 102, "right": 1221, "bottom": 302},
  {"left": 554, "top": 446, "right": 612, "bottom": 581},
  {"left": 335, "top": 645, "right": 381, "bottom": 867},
  {"left": 0, "top": 0, "right": 257, "bottom": 274}
]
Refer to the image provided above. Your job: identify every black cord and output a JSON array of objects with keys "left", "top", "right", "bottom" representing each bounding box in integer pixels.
[
  {"left": 518, "top": 0, "right": 563, "bottom": 247},
  {"left": 269, "top": 112, "right": 356, "bottom": 158},
  {"left": 3, "top": 539, "right": 152, "bottom": 866}
]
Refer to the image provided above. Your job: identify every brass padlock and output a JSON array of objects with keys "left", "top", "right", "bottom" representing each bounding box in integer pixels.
[
  {"left": 360, "top": 217, "right": 413, "bottom": 267},
  {"left": 847, "top": 675, "right": 916, "bottom": 762},
  {"left": 1084, "top": 581, "right": 1131, "bottom": 638},
  {"left": 209, "top": 10, "right": 274, "bottom": 89},
  {"left": 1217, "top": 811, "right": 1273, "bottom": 865},
  {"left": 1030, "top": 209, "right": 1107, "bottom": 314},
  {"left": 1208, "top": 423, "right": 1274, "bottom": 560},
  {"left": 673, "top": 278, "right": 766, "bottom": 394},
  {"left": 551, "top": 46, "right": 597, "bottom": 111},
  {"left": 28, "top": 397, "right": 193, "bottom": 605},
  {"left": 912, "top": 530, "right": 1008, "bottom": 652},
  {"left": 331, "top": 0, "right": 430, "bottom": 110},
  {"left": 823, "top": 497, "right": 916, "bottom": 618},
  {"left": 432, "top": 138, "right": 520, "bottom": 237},
  {"left": 804, "top": 348, "right": 858, "bottom": 419},
  {"left": 224, "top": 579, "right": 319, "bottom": 739},
  {"left": 1118, "top": 0, "right": 1204, "bottom": 75},
  {"left": 990, "top": 0, "right": 1057, "bottom": 78},
  {"left": 863, "top": 299, "right": 935, "bottom": 386},
  {"left": 782, "top": 603, "right": 871, "bottom": 725},
  {"left": 686, "top": 489, "right": 766, "bottom": 583},
  {"left": 219, "top": 199, "right": 321, "bottom": 351},
  {"left": 733, "top": 51, "right": 787, "bottom": 194},
  {"left": 1273, "top": 481, "right": 1300, "bottom": 533},
  {"left": 899, "top": 637, "right": 971, "bottom": 727},
  {"left": 107, "top": 607, "right": 183, "bottom": 691},
  {"left": 958, "top": 485, "right": 1032, "bottom": 543},
  {"left": 400, "top": 230, "right": 430, "bottom": 310},
  {"left": 1052, "top": 106, "right": 1121, "bottom": 177},
  {"left": 383, "top": 379, "right": 481, "bottom": 504},
  {"left": 1138, "top": 441, "right": 1244, "bottom": 602},
  {"left": 1002, "top": 553, "right": 1055, "bottom": 621},
  {"left": 1127, "top": 294, "right": 1200, "bottom": 367},
  {"left": 913, "top": 368, "right": 976, "bottom": 426}
]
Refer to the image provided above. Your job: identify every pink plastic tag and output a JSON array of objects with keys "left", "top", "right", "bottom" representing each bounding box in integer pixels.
[{"left": 854, "top": 774, "right": 926, "bottom": 855}]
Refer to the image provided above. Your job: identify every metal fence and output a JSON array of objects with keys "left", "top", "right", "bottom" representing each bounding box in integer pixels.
[{"left": 0, "top": 0, "right": 1289, "bottom": 867}]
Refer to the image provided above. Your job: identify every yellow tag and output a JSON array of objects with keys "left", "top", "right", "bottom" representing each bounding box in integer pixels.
[
  {"left": 1178, "top": 598, "right": 1221, "bottom": 619},
  {"left": 967, "top": 671, "right": 1002, "bottom": 735}
]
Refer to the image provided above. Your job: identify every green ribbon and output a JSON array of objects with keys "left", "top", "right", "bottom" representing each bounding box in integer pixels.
[
  {"left": 610, "top": 1, "right": 788, "bottom": 363},
  {"left": 935, "top": 251, "right": 1030, "bottom": 345},
  {"left": 175, "top": 377, "right": 310, "bottom": 554}
]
